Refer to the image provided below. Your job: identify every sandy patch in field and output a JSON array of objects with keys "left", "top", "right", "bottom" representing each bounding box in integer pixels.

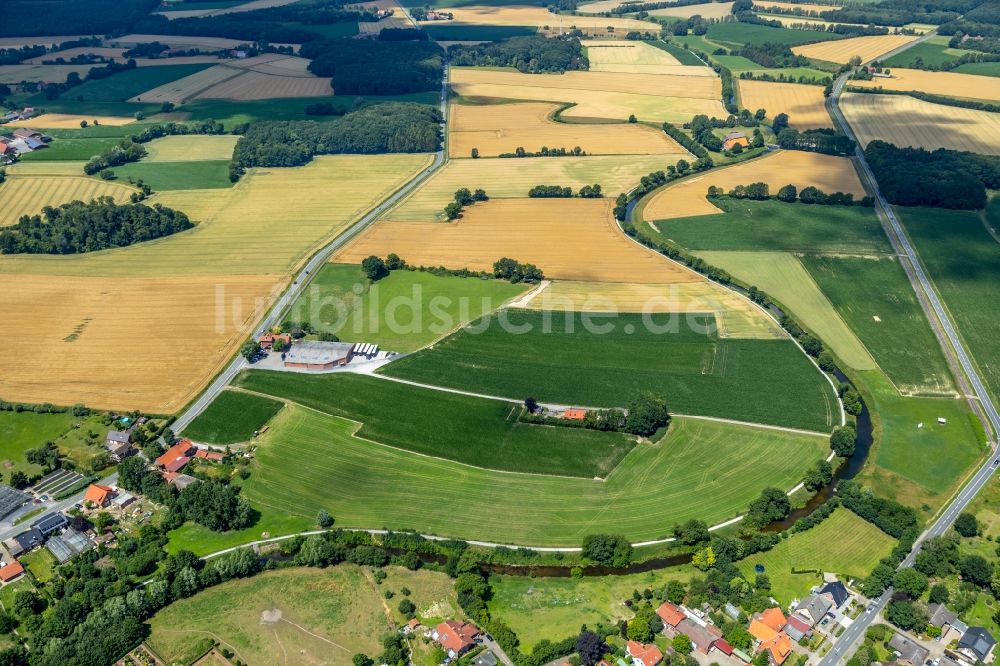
[
  {"left": 792, "top": 34, "right": 917, "bottom": 64},
  {"left": 0, "top": 176, "right": 137, "bottom": 227},
  {"left": 451, "top": 66, "right": 725, "bottom": 122},
  {"left": 848, "top": 67, "right": 1000, "bottom": 102},
  {"left": 737, "top": 79, "right": 832, "bottom": 129},
  {"left": 0, "top": 274, "right": 282, "bottom": 413},
  {"left": 840, "top": 92, "right": 1000, "bottom": 155},
  {"left": 518, "top": 280, "right": 784, "bottom": 339},
  {"left": 334, "top": 198, "right": 704, "bottom": 283},
  {"left": 7, "top": 113, "right": 135, "bottom": 128},
  {"left": 649, "top": 2, "right": 735, "bottom": 19},
  {"left": 385, "top": 154, "right": 675, "bottom": 220},
  {"left": 641, "top": 150, "right": 865, "bottom": 221},
  {"left": 448, "top": 102, "right": 689, "bottom": 157}
]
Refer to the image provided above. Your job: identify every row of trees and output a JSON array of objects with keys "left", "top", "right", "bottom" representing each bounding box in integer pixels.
[
  {"left": 493, "top": 257, "right": 543, "bottom": 284},
  {"left": 497, "top": 145, "right": 587, "bottom": 158},
  {"left": 83, "top": 139, "right": 146, "bottom": 175},
  {"left": 231, "top": 103, "right": 442, "bottom": 174},
  {"left": 708, "top": 182, "right": 872, "bottom": 206},
  {"left": 444, "top": 186, "right": 489, "bottom": 219},
  {"left": 527, "top": 183, "right": 602, "bottom": 198},
  {"left": 0, "top": 198, "right": 193, "bottom": 255},
  {"left": 449, "top": 35, "right": 588, "bottom": 73}
]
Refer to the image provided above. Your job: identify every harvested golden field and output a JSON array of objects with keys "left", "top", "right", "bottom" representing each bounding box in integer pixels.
[
  {"left": 8, "top": 113, "right": 135, "bottom": 128},
  {"left": 792, "top": 34, "right": 917, "bottom": 64},
  {"left": 848, "top": 68, "right": 1000, "bottom": 103},
  {"left": 583, "top": 40, "right": 716, "bottom": 75},
  {"left": 448, "top": 102, "right": 689, "bottom": 157},
  {"left": 24, "top": 47, "right": 127, "bottom": 64},
  {"left": 130, "top": 55, "right": 224, "bottom": 67},
  {"left": 519, "top": 280, "right": 784, "bottom": 339},
  {"left": 737, "top": 79, "right": 832, "bottom": 129},
  {"left": 577, "top": 0, "right": 639, "bottom": 12},
  {"left": 385, "top": 154, "right": 672, "bottom": 220},
  {"left": 450, "top": 67, "right": 725, "bottom": 122},
  {"left": 840, "top": 92, "right": 1000, "bottom": 155},
  {"left": 143, "top": 135, "right": 239, "bottom": 161},
  {"left": 128, "top": 65, "right": 243, "bottom": 104},
  {"left": 194, "top": 69, "right": 331, "bottom": 99},
  {"left": 0, "top": 274, "right": 281, "bottom": 413},
  {"left": 0, "top": 154, "right": 434, "bottom": 278},
  {"left": 428, "top": 6, "right": 660, "bottom": 31},
  {"left": 229, "top": 54, "right": 313, "bottom": 75},
  {"left": 753, "top": 1, "right": 835, "bottom": 13},
  {"left": 334, "top": 198, "right": 704, "bottom": 283},
  {"left": 0, "top": 64, "right": 94, "bottom": 82},
  {"left": 641, "top": 150, "right": 865, "bottom": 221},
  {"left": 649, "top": 2, "right": 734, "bottom": 19},
  {"left": 0, "top": 36, "right": 89, "bottom": 48},
  {"left": 0, "top": 176, "right": 136, "bottom": 227},
  {"left": 6, "top": 162, "right": 87, "bottom": 176}
]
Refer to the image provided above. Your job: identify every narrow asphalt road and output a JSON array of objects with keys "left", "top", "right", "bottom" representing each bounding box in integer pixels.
[{"left": 819, "top": 33, "right": 1000, "bottom": 666}]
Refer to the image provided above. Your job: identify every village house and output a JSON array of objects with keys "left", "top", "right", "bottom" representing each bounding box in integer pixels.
[
  {"left": 7, "top": 529, "right": 43, "bottom": 556},
  {"left": 889, "top": 632, "right": 930, "bottom": 666},
  {"left": 749, "top": 608, "right": 792, "bottom": 665},
  {"left": 656, "top": 602, "right": 685, "bottom": 632},
  {"left": 793, "top": 593, "right": 832, "bottom": 627},
  {"left": 162, "top": 471, "right": 198, "bottom": 490},
  {"left": 626, "top": 640, "right": 663, "bottom": 666},
  {"left": 676, "top": 618, "right": 724, "bottom": 655},
  {"left": 722, "top": 132, "right": 750, "bottom": 151},
  {"left": 0, "top": 559, "right": 24, "bottom": 583},
  {"left": 783, "top": 614, "right": 812, "bottom": 642},
  {"left": 155, "top": 439, "right": 195, "bottom": 473},
  {"left": 819, "top": 581, "right": 850, "bottom": 608},
  {"left": 956, "top": 627, "right": 996, "bottom": 664},
  {"left": 83, "top": 484, "right": 115, "bottom": 509},
  {"left": 105, "top": 429, "right": 135, "bottom": 461},
  {"left": 31, "top": 512, "right": 68, "bottom": 537},
  {"left": 258, "top": 332, "right": 292, "bottom": 350},
  {"left": 194, "top": 448, "right": 225, "bottom": 462},
  {"left": 563, "top": 408, "right": 587, "bottom": 421},
  {"left": 432, "top": 620, "right": 479, "bottom": 658}
]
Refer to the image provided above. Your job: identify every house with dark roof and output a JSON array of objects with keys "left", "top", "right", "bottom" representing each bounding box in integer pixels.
[
  {"left": 105, "top": 430, "right": 134, "bottom": 461},
  {"left": 957, "top": 627, "right": 996, "bottom": 663},
  {"left": 889, "top": 632, "right": 930, "bottom": 666},
  {"left": 12, "top": 528, "right": 44, "bottom": 554},
  {"left": 795, "top": 594, "right": 832, "bottom": 626},
  {"left": 820, "top": 581, "right": 850, "bottom": 608},
  {"left": 31, "top": 512, "right": 68, "bottom": 536},
  {"left": 928, "top": 603, "right": 958, "bottom": 629}
]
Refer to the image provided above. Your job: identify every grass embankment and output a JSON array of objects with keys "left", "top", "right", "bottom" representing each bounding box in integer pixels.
[
  {"left": 285, "top": 264, "right": 529, "bottom": 352},
  {"left": 184, "top": 391, "right": 284, "bottom": 445},
  {"left": 177, "top": 402, "right": 830, "bottom": 549},
  {"left": 738, "top": 508, "right": 895, "bottom": 604},
  {"left": 232, "top": 371, "right": 635, "bottom": 478},
  {"left": 381, "top": 310, "right": 838, "bottom": 432}
]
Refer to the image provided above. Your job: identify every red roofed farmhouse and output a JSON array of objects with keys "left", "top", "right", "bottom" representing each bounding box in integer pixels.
[
  {"left": 656, "top": 602, "right": 685, "bottom": 628},
  {"left": 0, "top": 560, "right": 24, "bottom": 582},
  {"left": 83, "top": 484, "right": 114, "bottom": 508},
  {"left": 433, "top": 620, "right": 479, "bottom": 657},
  {"left": 626, "top": 641, "right": 662, "bottom": 666},
  {"left": 155, "top": 440, "right": 194, "bottom": 473}
]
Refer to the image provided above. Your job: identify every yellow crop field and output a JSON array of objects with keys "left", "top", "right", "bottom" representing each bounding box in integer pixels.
[
  {"left": 649, "top": 2, "right": 734, "bottom": 19},
  {"left": 7, "top": 113, "right": 135, "bottom": 128},
  {"left": 641, "top": 150, "right": 865, "bottom": 221},
  {"left": 848, "top": 68, "right": 1000, "bottom": 103},
  {"left": 753, "top": 1, "right": 835, "bottom": 13},
  {"left": 0, "top": 155, "right": 431, "bottom": 411},
  {"left": 0, "top": 274, "right": 280, "bottom": 413},
  {"left": 428, "top": 6, "right": 660, "bottom": 32},
  {"left": 24, "top": 47, "right": 127, "bottom": 64},
  {"left": 450, "top": 67, "right": 725, "bottom": 122},
  {"left": 737, "top": 79, "right": 832, "bottom": 129},
  {"left": 128, "top": 65, "right": 243, "bottom": 104},
  {"left": 6, "top": 162, "right": 87, "bottom": 176},
  {"left": 0, "top": 176, "right": 137, "bottom": 227},
  {"left": 792, "top": 34, "right": 918, "bottom": 64},
  {"left": 448, "top": 102, "right": 689, "bottom": 157},
  {"left": 519, "top": 280, "right": 784, "bottom": 339},
  {"left": 582, "top": 40, "right": 717, "bottom": 75},
  {"left": 0, "top": 64, "right": 94, "bottom": 83},
  {"left": 142, "top": 135, "right": 239, "bottom": 161},
  {"left": 577, "top": 0, "right": 639, "bottom": 12},
  {"left": 334, "top": 198, "right": 704, "bottom": 284},
  {"left": 840, "top": 92, "right": 1000, "bottom": 156},
  {"left": 385, "top": 154, "right": 673, "bottom": 220},
  {"left": 195, "top": 70, "right": 331, "bottom": 99}
]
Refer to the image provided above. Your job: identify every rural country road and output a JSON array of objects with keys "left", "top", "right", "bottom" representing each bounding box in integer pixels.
[
  {"left": 819, "top": 33, "right": 1000, "bottom": 666},
  {"left": 172, "top": 62, "right": 451, "bottom": 434}
]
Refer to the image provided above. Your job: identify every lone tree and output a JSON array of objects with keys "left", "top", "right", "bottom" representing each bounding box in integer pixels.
[
  {"left": 955, "top": 512, "right": 979, "bottom": 538},
  {"left": 524, "top": 397, "right": 539, "bottom": 414},
  {"left": 576, "top": 630, "right": 606, "bottom": 666},
  {"left": 830, "top": 425, "right": 857, "bottom": 457},
  {"left": 317, "top": 509, "right": 333, "bottom": 528},
  {"left": 361, "top": 255, "right": 389, "bottom": 281}
]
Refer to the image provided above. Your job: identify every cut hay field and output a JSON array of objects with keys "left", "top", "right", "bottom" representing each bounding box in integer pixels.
[
  {"left": 583, "top": 40, "right": 716, "bottom": 75},
  {"left": 849, "top": 68, "right": 1000, "bottom": 103},
  {"left": 236, "top": 400, "right": 829, "bottom": 545},
  {"left": 649, "top": 2, "right": 734, "bottom": 19},
  {"left": 641, "top": 150, "right": 865, "bottom": 221},
  {"left": 23, "top": 46, "right": 128, "bottom": 64},
  {"left": 335, "top": 198, "right": 705, "bottom": 283},
  {"left": 7, "top": 113, "right": 135, "bottom": 128},
  {"left": 141, "top": 134, "right": 239, "bottom": 161},
  {"left": 753, "top": 1, "right": 837, "bottom": 12},
  {"left": 0, "top": 36, "right": 92, "bottom": 49},
  {"left": 196, "top": 72, "right": 331, "bottom": 100},
  {"left": 0, "top": 155, "right": 431, "bottom": 412},
  {"left": 737, "top": 79, "right": 832, "bottom": 129},
  {"left": 518, "top": 280, "right": 784, "bottom": 339},
  {"left": 448, "top": 102, "right": 689, "bottom": 157},
  {"left": 792, "top": 34, "right": 918, "bottom": 64},
  {"left": 576, "top": 0, "right": 637, "bottom": 12},
  {"left": 5, "top": 162, "right": 87, "bottom": 176},
  {"left": 450, "top": 66, "right": 726, "bottom": 123},
  {"left": 738, "top": 508, "right": 895, "bottom": 605},
  {"left": 0, "top": 176, "right": 136, "bottom": 227},
  {"left": 379, "top": 154, "right": 673, "bottom": 220},
  {"left": 0, "top": 64, "right": 94, "bottom": 83},
  {"left": 148, "top": 566, "right": 454, "bottom": 666},
  {"left": 184, "top": 390, "right": 284, "bottom": 444},
  {"left": 284, "top": 263, "right": 529, "bottom": 352},
  {"left": 426, "top": 5, "right": 660, "bottom": 31},
  {"left": 697, "top": 251, "right": 877, "bottom": 372},
  {"left": 381, "top": 309, "right": 839, "bottom": 430},
  {"left": 233, "top": 370, "right": 637, "bottom": 477},
  {"left": 126, "top": 65, "right": 243, "bottom": 104},
  {"left": 840, "top": 92, "right": 1000, "bottom": 155}
]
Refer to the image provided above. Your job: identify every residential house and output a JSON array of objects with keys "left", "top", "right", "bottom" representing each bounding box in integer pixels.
[
  {"left": 105, "top": 430, "right": 135, "bottom": 461},
  {"left": 162, "top": 471, "right": 198, "bottom": 489},
  {"left": 722, "top": 132, "right": 750, "bottom": 151},
  {"left": 2, "top": 111, "right": 18, "bottom": 122},
  {"left": 432, "top": 620, "right": 479, "bottom": 658},
  {"left": 156, "top": 439, "right": 195, "bottom": 473},
  {"left": 784, "top": 615, "right": 812, "bottom": 642},
  {"left": 794, "top": 593, "right": 832, "bottom": 626},
  {"left": 750, "top": 609, "right": 792, "bottom": 666},
  {"left": 957, "top": 627, "right": 996, "bottom": 664},
  {"left": 0, "top": 560, "right": 24, "bottom": 583},
  {"left": 83, "top": 484, "right": 115, "bottom": 508},
  {"left": 819, "top": 581, "right": 850, "bottom": 608},
  {"left": 676, "top": 618, "right": 723, "bottom": 655},
  {"left": 889, "top": 632, "right": 930, "bottom": 666},
  {"left": 11, "top": 528, "right": 44, "bottom": 555},
  {"left": 928, "top": 603, "right": 958, "bottom": 630},
  {"left": 17, "top": 108, "right": 36, "bottom": 120},
  {"left": 563, "top": 408, "right": 587, "bottom": 421},
  {"left": 12, "top": 128, "right": 42, "bottom": 141},
  {"left": 626, "top": 641, "right": 662, "bottom": 666},
  {"left": 656, "top": 602, "right": 686, "bottom": 631},
  {"left": 258, "top": 332, "right": 291, "bottom": 350},
  {"left": 194, "top": 448, "right": 225, "bottom": 462},
  {"left": 31, "top": 512, "right": 68, "bottom": 536}
]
